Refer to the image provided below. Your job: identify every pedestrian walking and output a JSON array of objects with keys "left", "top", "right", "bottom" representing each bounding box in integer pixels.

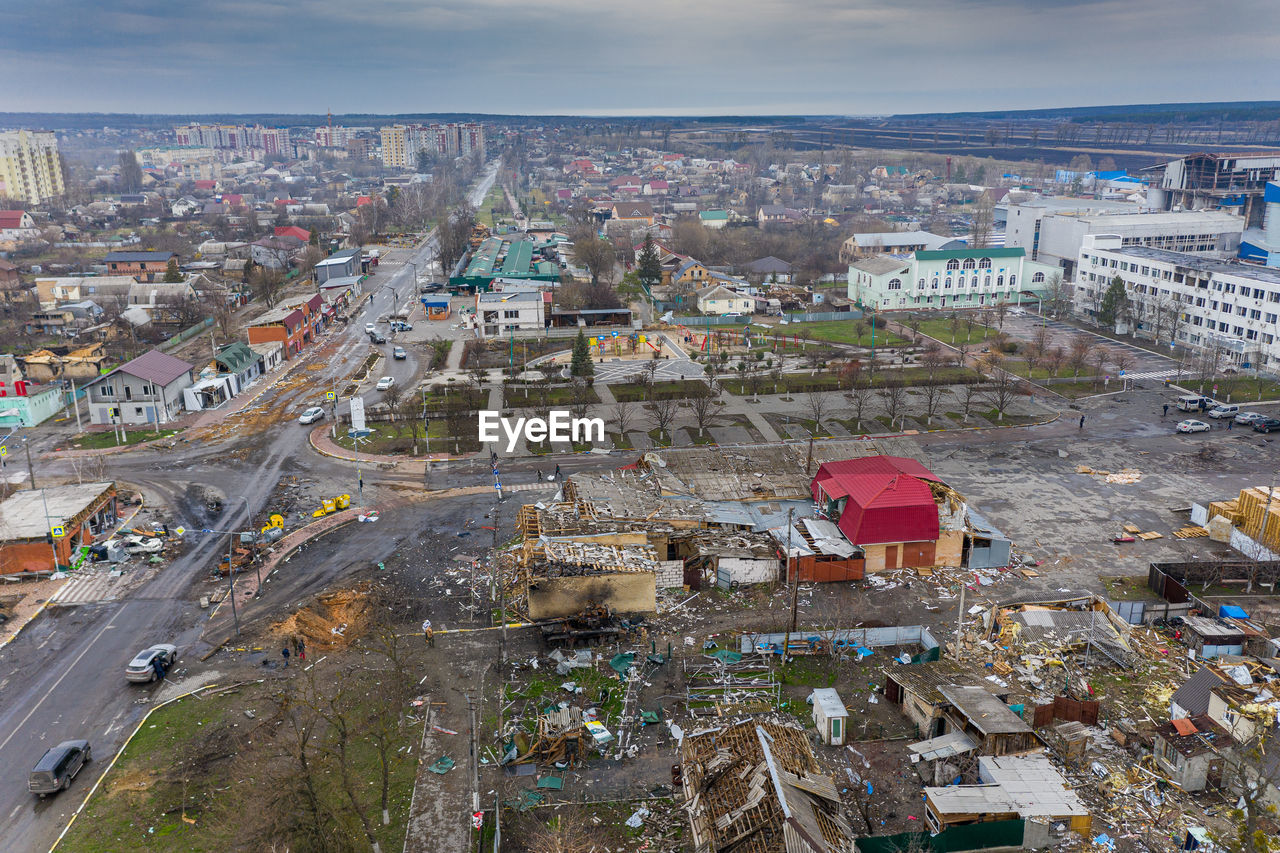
[
  {"left": 422, "top": 618, "right": 434, "bottom": 647},
  {"left": 1228, "top": 418, "right": 1234, "bottom": 430},
  {"left": 297, "top": 638, "right": 305, "bottom": 661},
  {"left": 1162, "top": 404, "right": 1169, "bottom": 417},
  {"left": 1079, "top": 414, "right": 1085, "bottom": 430},
  {"left": 282, "top": 647, "right": 290, "bottom": 668}
]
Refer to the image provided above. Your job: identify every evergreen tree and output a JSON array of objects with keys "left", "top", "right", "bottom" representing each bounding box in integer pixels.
[
  {"left": 309, "top": 229, "right": 319, "bottom": 246},
  {"left": 570, "top": 330, "right": 594, "bottom": 378},
  {"left": 162, "top": 257, "right": 182, "bottom": 283},
  {"left": 1098, "top": 275, "right": 1129, "bottom": 328},
  {"left": 636, "top": 232, "right": 662, "bottom": 291}
]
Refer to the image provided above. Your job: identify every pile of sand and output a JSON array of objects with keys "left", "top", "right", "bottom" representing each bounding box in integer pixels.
[{"left": 271, "top": 582, "right": 372, "bottom": 651}]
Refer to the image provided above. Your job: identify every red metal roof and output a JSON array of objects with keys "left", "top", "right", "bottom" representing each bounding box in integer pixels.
[
  {"left": 812, "top": 456, "right": 942, "bottom": 546},
  {"left": 1171, "top": 717, "right": 1198, "bottom": 736},
  {"left": 0, "top": 210, "right": 28, "bottom": 229}
]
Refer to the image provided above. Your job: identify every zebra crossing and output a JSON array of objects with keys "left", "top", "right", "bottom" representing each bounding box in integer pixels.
[
  {"left": 1118, "top": 369, "right": 1177, "bottom": 381},
  {"left": 49, "top": 568, "right": 133, "bottom": 606}
]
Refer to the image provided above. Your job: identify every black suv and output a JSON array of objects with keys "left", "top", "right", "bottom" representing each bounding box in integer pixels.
[
  {"left": 1252, "top": 417, "right": 1280, "bottom": 434},
  {"left": 29, "top": 740, "right": 91, "bottom": 797},
  {"left": 369, "top": 332, "right": 387, "bottom": 344}
]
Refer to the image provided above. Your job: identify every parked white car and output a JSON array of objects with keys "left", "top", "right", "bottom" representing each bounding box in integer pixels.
[
  {"left": 1206, "top": 404, "right": 1239, "bottom": 419},
  {"left": 375, "top": 376, "right": 395, "bottom": 391},
  {"left": 1234, "top": 411, "right": 1265, "bottom": 425},
  {"left": 298, "top": 406, "right": 325, "bottom": 424},
  {"left": 1176, "top": 419, "right": 1211, "bottom": 433}
]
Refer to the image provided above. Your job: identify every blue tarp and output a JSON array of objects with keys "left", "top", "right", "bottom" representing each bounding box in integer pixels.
[{"left": 1218, "top": 604, "right": 1249, "bottom": 620}]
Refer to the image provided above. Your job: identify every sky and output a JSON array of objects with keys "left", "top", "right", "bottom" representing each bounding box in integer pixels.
[{"left": 2, "top": 0, "right": 1277, "bottom": 116}]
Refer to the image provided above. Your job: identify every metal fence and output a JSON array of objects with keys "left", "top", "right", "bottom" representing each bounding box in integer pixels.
[{"left": 158, "top": 317, "right": 214, "bottom": 352}]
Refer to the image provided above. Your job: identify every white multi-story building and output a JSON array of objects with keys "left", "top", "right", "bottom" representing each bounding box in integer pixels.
[
  {"left": 1076, "top": 234, "right": 1280, "bottom": 370},
  {"left": 313, "top": 125, "right": 373, "bottom": 148},
  {"left": 1005, "top": 205, "right": 1243, "bottom": 278},
  {"left": 475, "top": 290, "right": 544, "bottom": 337},
  {"left": 847, "top": 247, "right": 1060, "bottom": 312}
]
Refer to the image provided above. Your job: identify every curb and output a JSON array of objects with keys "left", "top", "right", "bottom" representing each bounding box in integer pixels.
[
  {"left": 43, "top": 430, "right": 185, "bottom": 459},
  {"left": 306, "top": 423, "right": 473, "bottom": 465},
  {"left": 48, "top": 681, "right": 255, "bottom": 852}
]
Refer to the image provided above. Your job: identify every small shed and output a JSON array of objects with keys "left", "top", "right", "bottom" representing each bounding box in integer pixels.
[
  {"left": 811, "top": 687, "right": 848, "bottom": 745},
  {"left": 1181, "top": 616, "right": 1247, "bottom": 659}
]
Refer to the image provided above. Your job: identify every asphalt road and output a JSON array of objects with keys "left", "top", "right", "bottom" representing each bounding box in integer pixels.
[{"left": 0, "top": 164, "right": 502, "bottom": 853}]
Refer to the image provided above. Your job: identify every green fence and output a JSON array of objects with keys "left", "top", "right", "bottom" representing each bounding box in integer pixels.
[
  {"left": 158, "top": 317, "right": 215, "bottom": 352},
  {"left": 856, "top": 820, "right": 1024, "bottom": 853}
]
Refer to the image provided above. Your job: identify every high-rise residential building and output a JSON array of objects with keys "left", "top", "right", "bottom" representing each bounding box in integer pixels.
[
  {"left": 380, "top": 125, "right": 414, "bottom": 168},
  {"left": 379, "top": 122, "right": 485, "bottom": 169},
  {"left": 0, "top": 130, "right": 66, "bottom": 203},
  {"left": 173, "top": 123, "right": 289, "bottom": 155},
  {"left": 315, "top": 125, "right": 373, "bottom": 148}
]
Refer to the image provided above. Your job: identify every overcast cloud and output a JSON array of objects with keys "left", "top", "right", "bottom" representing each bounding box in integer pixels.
[{"left": 1, "top": 0, "right": 1277, "bottom": 115}]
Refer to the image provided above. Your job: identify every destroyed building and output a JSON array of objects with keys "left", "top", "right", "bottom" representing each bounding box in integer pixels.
[
  {"left": 923, "top": 754, "right": 1092, "bottom": 837},
  {"left": 1151, "top": 715, "right": 1233, "bottom": 792},
  {"left": 884, "top": 659, "right": 1014, "bottom": 739},
  {"left": 680, "top": 720, "right": 853, "bottom": 853}
]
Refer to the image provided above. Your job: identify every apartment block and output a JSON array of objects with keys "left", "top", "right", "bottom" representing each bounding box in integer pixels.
[
  {"left": 0, "top": 130, "right": 65, "bottom": 203},
  {"left": 1076, "top": 234, "right": 1280, "bottom": 370}
]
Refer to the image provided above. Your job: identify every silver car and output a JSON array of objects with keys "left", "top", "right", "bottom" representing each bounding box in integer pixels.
[
  {"left": 1234, "top": 411, "right": 1265, "bottom": 425},
  {"left": 125, "top": 644, "right": 177, "bottom": 683}
]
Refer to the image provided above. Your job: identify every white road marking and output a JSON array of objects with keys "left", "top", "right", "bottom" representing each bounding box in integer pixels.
[
  {"left": 8, "top": 805, "right": 20, "bottom": 820},
  {"left": 0, "top": 604, "right": 127, "bottom": 755}
]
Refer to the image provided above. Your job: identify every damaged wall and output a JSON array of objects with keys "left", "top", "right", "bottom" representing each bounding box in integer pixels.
[{"left": 527, "top": 572, "right": 657, "bottom": 620}]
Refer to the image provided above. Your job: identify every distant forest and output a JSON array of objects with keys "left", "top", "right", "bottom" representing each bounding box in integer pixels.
[
  {"left": 5, "top": 102, "right": 1278, "bottom": 132},
  {"left": 895, "top": 101, "right": 1280, "bottom": 125}
]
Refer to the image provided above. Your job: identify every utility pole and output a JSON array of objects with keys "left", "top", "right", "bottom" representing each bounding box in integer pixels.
[
  {"left": 69, "top": 378, "right": 81, "bottom": 431},
  {"left": 24, "top": 439, "right": 36, "bottom": 488},
  {"left": 781, "top": 508, "right": 797, "bottom": 665},
  {"left": 494, "top": 501, "right": 507, "bottom": 665},
  {"left": 227, "top": 530, "right": 240, "bottom": 636},
  {"left": 954, "top": 582, "right": 966, "bottom": 661}
]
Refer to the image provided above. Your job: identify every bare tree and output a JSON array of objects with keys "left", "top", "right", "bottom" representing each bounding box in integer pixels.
[
  {"left": 804, "top": 391, "right": 833, "bottom": 435},
  {"left": 688, "top": 380, "right": 722, "bottom": 437},
  {"left": 250, "top": 266, "right": 286, "bottom": 308},
  {"left": 647, "top": 396, "right": 680, "bottom": 443},
  {"left": 984, "top": 367, "right": 1018, "bottom": 421},
  {"left": 847, "top": 383, "right": 874, "bottom": 431},
  {"left": 398, "top": 397, "right": 424, "bottom": 455},
  {"left": 878, "top": 383, "right": 908, "bottom": 430},
  {"left": 959, "top": 381, "right": 984, "bottom": 423},
  {"left": 571, "top": 229, "right": 617, "bottom": 286},
  {"left": 436, "top": 205, "right": 475, "bottom": 278},
  {"left": 1067, "top": 337, "right": 1094, "bottom": 378},
  {"left": 994, "top": 300, "right": 1009, "bottom": 330},
  {"left": 611, "top": 399, "right": 634, "bottom": 437},
  {"left": 570, "top": 377, "right": 593, "bottom": 419}
]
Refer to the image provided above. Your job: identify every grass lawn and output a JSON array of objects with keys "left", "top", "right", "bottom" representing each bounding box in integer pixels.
[
  {"left": 787, "top": 320, "right": 907, "bottom": 347},
  {"left": 1197, "top": 375, "right": 1280, "bottom": 402},
  {"left": 331, "top": 416, "right": 481, "bottom": 455},
  {"left": 71, "top": 429, "right": 181, "bottom": 449},
  {"left": 608, "top": 432, "right": 634, "bottom": 450},
  {"left": 612, "top": 379, "right": 706, "bottom": 402},
  {"left": 56, "top": 682, "right": 418, "bottom": 853},
  {"left": 476, "top": 184, "right": 508, "bottom": 227},
  {"left": 503, "top": 384, "right": 599, "bottom": 408},
  {"left": 907, "top": 317, "right": 998, "bottom": 345},
  {"left": 1005, "top": 362, "right": 1096, "bottom": 380}
]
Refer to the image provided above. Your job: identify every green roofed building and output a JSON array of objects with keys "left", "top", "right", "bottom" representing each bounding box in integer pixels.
[
  {"left": 848, "top": 246, "right": 1059, "bottom": 312},
  {"left": 450, "top": 236, "right": 562, "bottom": 293}
]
